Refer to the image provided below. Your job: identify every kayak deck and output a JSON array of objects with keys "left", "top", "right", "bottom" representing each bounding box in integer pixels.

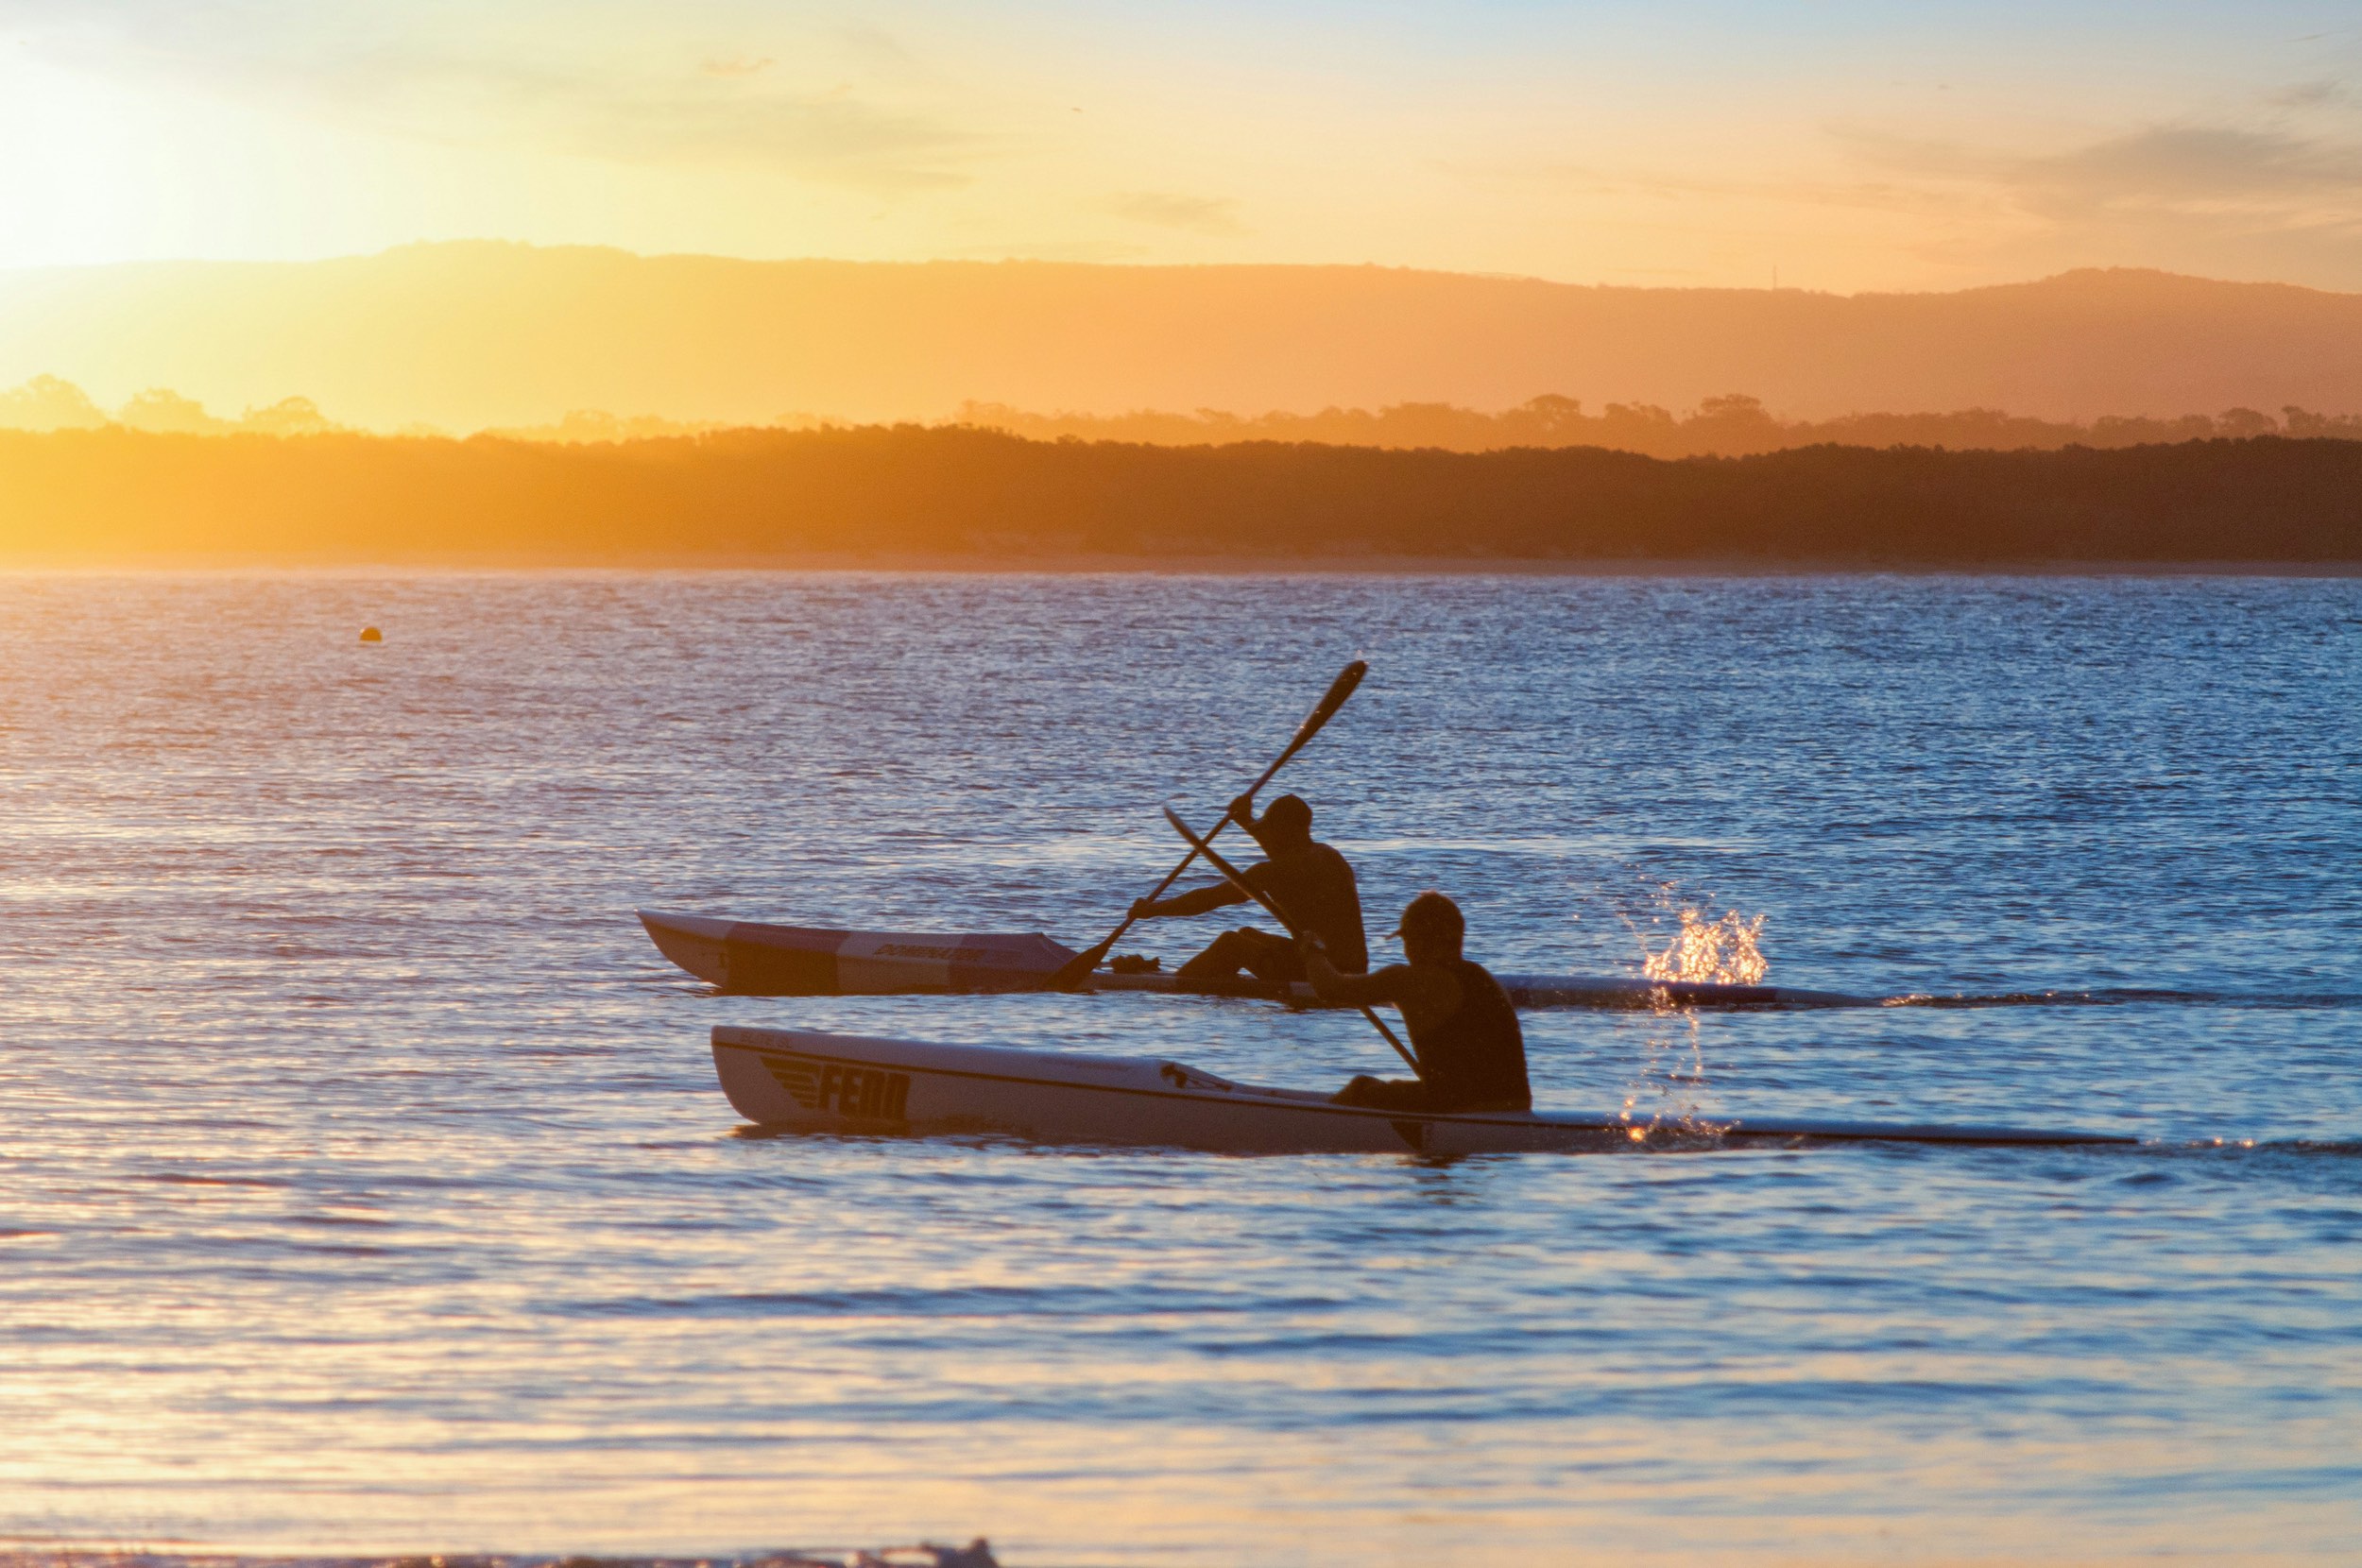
[
  {"left": 642, "top": 909, "right": 1874, "bottom": 1009},
  {"left": 712, "top": 1024, "right": 2138, "bottom": 1155}
]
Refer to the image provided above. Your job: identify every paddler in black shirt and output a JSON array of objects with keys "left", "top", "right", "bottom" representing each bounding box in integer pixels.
[
  {"left": 1128, "top": 793, "right": 1369, "bottom": 984},
  {"left": 1302, "top": 890, "right": 1532, "bottom": 1114}
]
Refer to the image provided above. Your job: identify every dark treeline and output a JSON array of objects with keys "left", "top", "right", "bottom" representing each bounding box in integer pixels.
[
  {"left": 958, "top": 394, "right": 2362, "bottom": 458},
  {"left": 6, "top": 423, "right": 2361, "bottom": 562}
]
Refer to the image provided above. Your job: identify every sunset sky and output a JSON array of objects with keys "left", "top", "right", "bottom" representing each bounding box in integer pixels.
[{"left": 5, "top": 1, "right": 2361, "bottom": 292}]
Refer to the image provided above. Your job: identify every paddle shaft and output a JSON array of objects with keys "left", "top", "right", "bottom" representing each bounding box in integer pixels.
[
  {"left": 1056, "top": 660, "right": 1366, "bottom": 984},
  {"left": 1162, "top": 806, "right": 1421, "bottom": 1075}
]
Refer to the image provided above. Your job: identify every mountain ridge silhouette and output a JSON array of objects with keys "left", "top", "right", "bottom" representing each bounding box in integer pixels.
[{"left": 5, "top": 242, "right": 2360, "bottom": 432}]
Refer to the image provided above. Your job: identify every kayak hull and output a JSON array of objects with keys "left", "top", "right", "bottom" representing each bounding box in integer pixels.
[
  {"left": 711, "top": 1025, "right": 2136, "bottom": 1154},
  {"left": 643, "top": 910, "right": 1874, "bottom": 1009},
  {"left": 641, "top": 910, "right": 1082, "bottom": 995}
]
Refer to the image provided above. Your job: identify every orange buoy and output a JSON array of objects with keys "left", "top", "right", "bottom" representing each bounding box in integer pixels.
[{"left": 360, "top": 626, "right": 383, "bottom": 642}]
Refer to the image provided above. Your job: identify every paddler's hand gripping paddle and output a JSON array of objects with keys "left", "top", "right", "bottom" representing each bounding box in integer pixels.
[
  {"left": 1053, "top": 659, "right": 1368, "bottom": 988},
  {"left": 1160, "top": 804, "right": 1420, "bottom": 1074}
]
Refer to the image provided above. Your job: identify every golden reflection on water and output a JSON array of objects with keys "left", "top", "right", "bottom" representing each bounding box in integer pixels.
[{"left": 5, "top": 571, "right": 2358, "bottom": 1565}]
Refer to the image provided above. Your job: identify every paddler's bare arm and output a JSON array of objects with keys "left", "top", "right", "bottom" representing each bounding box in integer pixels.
[
  {"left": 1131, "top": 882, "right": 1250, "bottom": 920},
  {"left": 1135, "top": 800, "right": 1273, "bottom": 920},
  {"left": 1301, "top": 939, "right": 1462, "bottom": 1032}
]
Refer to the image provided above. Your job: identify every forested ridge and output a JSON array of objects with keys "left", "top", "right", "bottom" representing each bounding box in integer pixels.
[
  {"left": 5, "top": 423, "right": 2359, "bottom": 562},
  {"left": 954, "top": 395, "right": 2362, "bottom": 458}
]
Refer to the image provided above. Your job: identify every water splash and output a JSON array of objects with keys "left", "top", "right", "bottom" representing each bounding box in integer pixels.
[
  {"left": 1603, "top": 898, "right": 1762, "bottom": 1144},
  {"left": 1616, "top": 1007, "right": 1730, "bottom": 1147},
  {"left": 1642, "top": 907, "right": 1770, "bottom": 986}
]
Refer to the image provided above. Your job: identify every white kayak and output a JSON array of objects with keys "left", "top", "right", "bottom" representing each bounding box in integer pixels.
[
  {"left": 642, "top": 909, "right": 1875, "bottom": 1009},
  {"left": 711, "top": 1024, "right": 2137, "bottom": 1154}
]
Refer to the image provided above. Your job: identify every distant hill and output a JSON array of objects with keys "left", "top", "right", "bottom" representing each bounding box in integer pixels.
[
  {"left": 6, "top": 244, "right": 2362, "bottom": 433},
  {"left": 6, "top": 425, "right": 2359, "bottom": 564}
]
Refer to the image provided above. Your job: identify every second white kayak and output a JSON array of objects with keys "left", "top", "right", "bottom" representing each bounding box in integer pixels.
[{"left": 643, "top": 910, "right": 1875, "bottom": 1009}]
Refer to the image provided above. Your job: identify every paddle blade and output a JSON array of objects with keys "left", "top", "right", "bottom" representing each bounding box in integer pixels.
[
  {"left": 1160, "top": 802, "right": 1203, "bottom": 851},
  {"left": 1244, "top": 659, "right": 1369, "bottom": 799},
  {"left": 1047, "top": 941, "right": 1111, "bottom": 989},
  {"left": 1297, "top": 659, "right": 1367, "bottom": 741}
]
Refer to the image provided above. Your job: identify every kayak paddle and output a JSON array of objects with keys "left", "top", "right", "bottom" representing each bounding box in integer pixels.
[
  {"left": 1053, "top": 658, "right": 1368, "bottom": 988},
  {"left": 1160, "top": 804, "right": 1420, "bottom": 1074}
]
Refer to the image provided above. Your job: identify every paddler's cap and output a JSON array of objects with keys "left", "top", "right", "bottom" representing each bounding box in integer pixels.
[
  {"left": 1392, "top": 889, "right": 1463, "bottom": 940},
  {"left": 1259, "top": 793, "right": 1312, "bottom": 833}
]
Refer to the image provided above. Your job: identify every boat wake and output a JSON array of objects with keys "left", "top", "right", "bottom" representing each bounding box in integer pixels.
[
  {"left": 1617, "top": 903, "right": 2362, "bottom": 1010},
  {"left": 1874, "top": 987, "right": 2362, "bottom": 1010}
]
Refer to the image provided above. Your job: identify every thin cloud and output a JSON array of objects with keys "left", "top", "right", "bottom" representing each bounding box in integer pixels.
[
  {"left": 1463, "top": 115, "right": 2362, "bottom": 286},
  {"left": 368, "top": 57, "right": 982, "bottom": 192},
  {"left": 563, "top": 87, "right": 976, "bottom": 190},
  {"left": 2020, "top": 125, "right": 2362, "bottom": 207},
  {"left": 954, "top": 238, "right": 1152, "bottom": 262},
  {"left": 1829, "top": 117, "right": 2362, "bottom": 285},
  {"left": 1454, "top": 157, "right": 1961, "bottom": 217},
  {"left": 2269, "top": 79, "right": 2345, "bottom": 109},
  {"left": 0, "top": 0, "right": 983, "bottom": 194},
  {"left": 834, "top": 24, "right": 917, "bottom": 68},
  {"left": 1098, "top": 192, "right": 1247, "bottom": 237},
  {"left": 1840, "top": 122, "right": 2362, "bottom": 224}
]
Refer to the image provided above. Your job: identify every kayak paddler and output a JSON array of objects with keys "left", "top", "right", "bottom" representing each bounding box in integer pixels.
[
  {"left": 1301, "top": 890, "right": 1532, "bottom": 1114},
  {"left": 1127, "top": 793, "right": 1369, "bottom": 984}
]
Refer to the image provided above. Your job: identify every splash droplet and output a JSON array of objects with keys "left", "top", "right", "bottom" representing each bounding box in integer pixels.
[{"left": 1643, "top": 908, "right": 1768, "bottom": 985}]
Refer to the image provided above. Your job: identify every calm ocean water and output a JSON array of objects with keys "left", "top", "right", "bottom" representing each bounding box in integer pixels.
[{"left": 2, "top": 570, "right": 2358, "bottom": 1564}]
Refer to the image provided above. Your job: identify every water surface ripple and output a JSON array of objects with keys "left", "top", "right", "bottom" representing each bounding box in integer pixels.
[{"left": 2, "top": 571, "right": 2358, "bottom": 1564}]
